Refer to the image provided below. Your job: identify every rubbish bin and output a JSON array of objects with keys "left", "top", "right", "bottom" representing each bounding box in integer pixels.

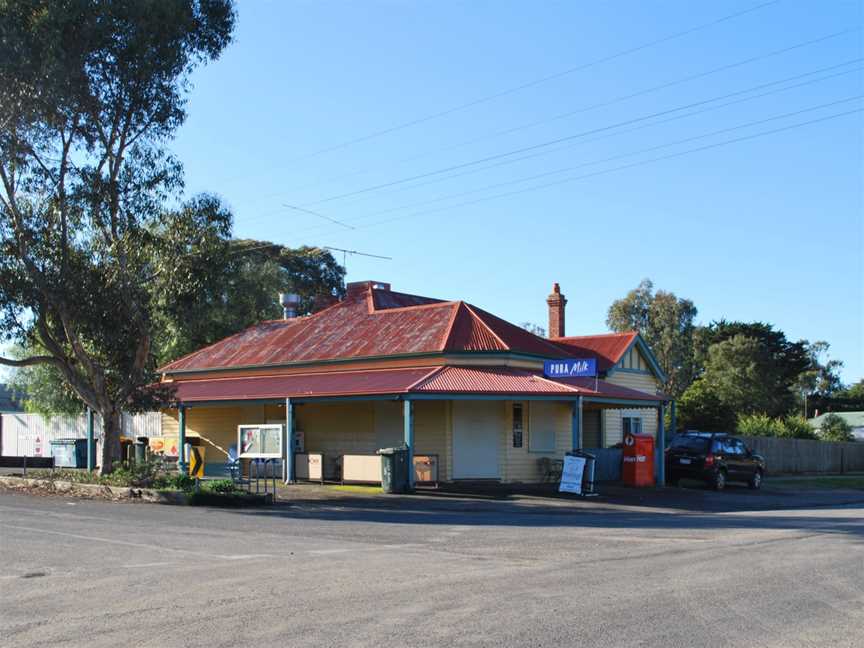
[
  {"left": 134, "top": 436, "right": 149, "bottom": 464},
  {"left": 378, "top": 445, "right": 410, "bottom": 494},
  {"left": 50, "top": 438, "right": 88, "bottom": 468}
]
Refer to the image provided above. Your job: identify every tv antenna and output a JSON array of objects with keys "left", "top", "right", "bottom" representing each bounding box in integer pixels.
[{"left": 324, "top": 246, "right": 392, "bottom": 273}]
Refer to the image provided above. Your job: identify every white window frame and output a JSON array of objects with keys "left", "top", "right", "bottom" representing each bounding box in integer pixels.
[{"left": 622, "top": 416, "right": 643, "bottom": 436}]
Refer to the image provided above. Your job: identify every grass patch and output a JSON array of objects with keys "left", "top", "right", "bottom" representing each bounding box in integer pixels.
[
  {"left": 327, "top": 484, "right": 383, "bottom": 494},
  {"left": 767, "top": 476, "right": 864, "bottom": 490}
]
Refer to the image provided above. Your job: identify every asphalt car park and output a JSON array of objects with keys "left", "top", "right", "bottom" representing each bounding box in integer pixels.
[{"left": 2, "top": 485, "right": 863, "bottom": 648}]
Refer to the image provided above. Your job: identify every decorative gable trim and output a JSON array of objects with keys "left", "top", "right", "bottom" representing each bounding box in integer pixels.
[{"left": 604, "top": 334, "right": 666, "bottom": 382}]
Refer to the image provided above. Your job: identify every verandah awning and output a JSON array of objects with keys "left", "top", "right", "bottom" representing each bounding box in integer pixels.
[{"left": 164, "top": 365, "right": 666, "bottom": 405}]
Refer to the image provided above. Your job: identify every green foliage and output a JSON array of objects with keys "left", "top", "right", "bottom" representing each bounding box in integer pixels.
[
  {"left": 7, "top": 345, "right": 82, "bottom": 416},
  {"left": 677, "top": 377, "right": 729, "bottom": 431},
  {"left": 27, "top": 457, "right": 200, "bottom": 490},
  {"left": 779, "top": 415, "right": 818, "bottom": 440},
  {"left": 694, "top": 321, "right": 811, "bottom": 394},
  {"left": 818, "top": 413, "right": 854, "bottom": 442},
  {"left": 0, "top": 1, "right": 235, "bottom": 472},
  {"left": 736, "top": 413, "right": 785, "bottom": 438},
  {"left": 735, "top": 413, "right": 817, "bottom": 440},
  {"left": 837, "top": 380, "right": 864, "bottom": 401},
  {"left": 606, "top": 279, "right": 698, "bottom": 398},
  {"left": 203, "top": 479, "right": 243, "bottom": 494},
  {"left": 151, "top": 234, "right": 344, "bottom": 366}
]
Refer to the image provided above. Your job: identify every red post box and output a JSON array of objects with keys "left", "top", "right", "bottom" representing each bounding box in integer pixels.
[{"left": 622, "top": 433, "right": 655, "bottom": 487}]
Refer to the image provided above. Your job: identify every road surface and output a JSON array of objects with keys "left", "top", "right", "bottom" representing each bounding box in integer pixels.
[{"left": 1, "top": 491, "right": 862, "bottom": 647}]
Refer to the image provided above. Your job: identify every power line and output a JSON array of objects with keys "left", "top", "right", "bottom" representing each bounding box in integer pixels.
[
  {"left": 281, "top": 203, "right": 355, "bottom": 230},
  {"left": 242, "top": 62, "right": 862, "bottom": 234},
  {"left": 280, "top": 74, "right": 864, "bottom": 236},
  {"left": 347, "top": 106, "right": 863, "bottom": 233},
  {"left": 305, "top": 61, "right": 864, "bottom": 217},
  {"left": 280, "top": 22, "right": 851, "bottom": 199},
  {"left": 237, "top": 59, "right": 862, "bottom": 231},
  {"left": 297, "top": 28, "right": 860, "bottom": 208},
  {"left": 280, "top": 0, "right": 782, "bottom": 164},
  {"left": 290, "top": 98, "right": 861, "bottom": 237}
]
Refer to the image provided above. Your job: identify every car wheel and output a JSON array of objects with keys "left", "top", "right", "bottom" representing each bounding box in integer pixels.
[
  {"left": 712, "top": 470, "right": 726, "bottom": 491},
  {"left": 748, "top": 469, "right": 763, "bottom": 490}
]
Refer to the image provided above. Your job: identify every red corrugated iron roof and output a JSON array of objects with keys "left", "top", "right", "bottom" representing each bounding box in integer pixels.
[
  {"left": 550, "top": 332, "right": 638, "bottom": 372},
  {"left": 159, "top": 282, "right": 568, "bottom": 373},
  {"left": 414, "top": 366, "right": 661, "bottom": 400},
  {"left": 165, "top": 366, "right": 662, "bottom": 403},
  {"left": 415, "top": 366, "right": 575, "bottom": 394},
  {"left": 167, "top": 367, "right": 439, "bottom": 402}
]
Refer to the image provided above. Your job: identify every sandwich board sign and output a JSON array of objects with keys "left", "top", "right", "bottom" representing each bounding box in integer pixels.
[
  {"left": 559, "top": 455, "right": 586, "bottom": 495},
  {"left": 544, "top": 358, "right": 597, "bottom": 379}
]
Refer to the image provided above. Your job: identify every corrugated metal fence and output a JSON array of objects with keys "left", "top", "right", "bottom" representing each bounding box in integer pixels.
[
  {"left": 1, "top": 412, "right": 161, "bottom": 457},
  {"left": 740, "top": 436, "right": 864, "bottom": 475}
]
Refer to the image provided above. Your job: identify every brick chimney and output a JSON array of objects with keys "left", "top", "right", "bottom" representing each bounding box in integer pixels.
[{"left": 546, "top": 283, "right": 567, "bottom": 338}]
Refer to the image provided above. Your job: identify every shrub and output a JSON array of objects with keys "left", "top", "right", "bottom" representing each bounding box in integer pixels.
[
  {"left": 818, "top": 413, "right": 854, "bottom": 442},
  {"left": 204, "top": 479, "right": 242, "bottom": 494},
  {"left": 779, "top": 416, "right": 818, "bottom": 440},
  {"left": 736, "top": 413, "right": 784, "bottom": 438}
]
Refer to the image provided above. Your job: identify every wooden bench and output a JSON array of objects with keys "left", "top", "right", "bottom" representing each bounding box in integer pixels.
[{"left": 0, "top": 455, "right": 56, "bottom": 476}]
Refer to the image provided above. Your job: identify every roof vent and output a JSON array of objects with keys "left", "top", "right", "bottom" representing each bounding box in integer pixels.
[{"left": 278, "top": 293, "right": 301, "bottom": 319}]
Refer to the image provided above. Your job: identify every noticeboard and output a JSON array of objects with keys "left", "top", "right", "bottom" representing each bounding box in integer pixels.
[{"left": 238, "top": 424, "right": 283, "bottom": 459}]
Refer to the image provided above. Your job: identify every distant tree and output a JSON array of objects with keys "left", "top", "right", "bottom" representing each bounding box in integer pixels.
[
  {"left": 837, "top": 379, "right": 864, "bottom": 401},
  {"left": 678, "top": 335, "right": 795, "bottom": 431},
  {"left": 520, "top": 322, "right": 546, "bottom": 337},
  {"left": 693, "top": 320, "right": 811, "bottom": 387},
  {"left": 152, "top": 235, "right": 344, "bottom": 366},
  {"left": 607, "top": 279, "right": 698, "bottom": 398},
  {"left": 12, "top": 214, "right": 346, "bottom": 413},
  {"left": 804, "top": 341, "right": 844, "bottom": 396},
  {"left": 818, "top": 413, "right": 854, "bottom": 442},
  {"left": 0, "top": 0, "right": 236, "bottom": 473}
]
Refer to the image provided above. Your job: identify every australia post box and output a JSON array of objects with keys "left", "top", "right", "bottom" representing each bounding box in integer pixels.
[{"left": 622, "top": 433, "right": 655, "bottom": 487}]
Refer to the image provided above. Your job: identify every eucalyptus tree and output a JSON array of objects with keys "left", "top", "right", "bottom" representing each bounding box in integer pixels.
[{"left": 0, "top": 0, "right": 235, "bottom": 472}]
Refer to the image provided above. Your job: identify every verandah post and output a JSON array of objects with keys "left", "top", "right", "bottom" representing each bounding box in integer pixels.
[
  {"left": 657, "top": 401, "right": 666, "bottom": 488},
  {"left": 178, "top": 404, "right": 187, "bottom": 474},
  {"left": 571, "top": 396, "right": 583, "bottom": 451},
  {"left": 403, "top": 399, "right": 414, "bottom": 489},
  {"left": 284, "top": 398, "right": 295, "bottom": 484}
]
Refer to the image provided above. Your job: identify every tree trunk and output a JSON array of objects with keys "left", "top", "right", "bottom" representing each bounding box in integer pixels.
[{"left": 98, "top": 408, "right": 123, "bottom": 475}]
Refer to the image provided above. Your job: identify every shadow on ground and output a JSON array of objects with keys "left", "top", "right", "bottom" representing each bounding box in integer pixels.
[{"left": 218, "top": 481, "right": 864, "bottom": 538}]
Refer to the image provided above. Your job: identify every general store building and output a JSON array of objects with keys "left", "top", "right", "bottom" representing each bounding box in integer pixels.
[{"left": 157, "top": 281, "right": 673, "bottom": 485}]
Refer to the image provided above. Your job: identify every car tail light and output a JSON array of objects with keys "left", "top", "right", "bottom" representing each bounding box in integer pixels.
[{"left": 704, "top": 454, "right": 715, "bottom": 467}]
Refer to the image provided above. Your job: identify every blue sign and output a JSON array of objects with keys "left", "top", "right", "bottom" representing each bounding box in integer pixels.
[{"left": 544, "top": 358, "right": 597, "bottom": 378}]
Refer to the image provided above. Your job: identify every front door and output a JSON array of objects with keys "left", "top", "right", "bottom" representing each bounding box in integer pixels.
[{"left": 452, "top": 401, "right": 500, "bottom": 479}]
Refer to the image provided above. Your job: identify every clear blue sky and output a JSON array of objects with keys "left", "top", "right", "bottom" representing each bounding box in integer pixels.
[{"left": 172, "top": 0, "right": 863, "bottom": 382}]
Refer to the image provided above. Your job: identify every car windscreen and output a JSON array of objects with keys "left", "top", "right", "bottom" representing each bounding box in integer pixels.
[{"left": 670, "top": 436, "right": 711, "bottom": 452}]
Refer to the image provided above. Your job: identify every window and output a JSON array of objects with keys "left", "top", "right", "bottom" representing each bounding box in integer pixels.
[
  {"left": 528, "top": 402, "right": 557, "bottom": 452},
  {"left": 622, "top": 416, "right": 642, "bottom": 436},
  {"left": 512, "top": 403, "right": 524, "bottom": 448}
]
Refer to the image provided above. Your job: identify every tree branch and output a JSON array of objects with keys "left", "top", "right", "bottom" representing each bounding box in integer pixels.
[{"left": 0, "top": 355, "right": 61, "bottom": 368}]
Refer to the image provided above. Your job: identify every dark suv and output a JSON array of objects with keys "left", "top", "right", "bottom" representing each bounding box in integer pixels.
[{"left": 666, "top": 432, "right": 766, "bottom": 490}]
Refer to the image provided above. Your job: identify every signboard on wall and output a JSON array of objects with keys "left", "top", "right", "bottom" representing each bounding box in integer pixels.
[
  {"left": 238, "top": 424, "right": 283, "bottom": 459},
  {"left": 544, "top": 358, "right": 597, "bottom": 379}
]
